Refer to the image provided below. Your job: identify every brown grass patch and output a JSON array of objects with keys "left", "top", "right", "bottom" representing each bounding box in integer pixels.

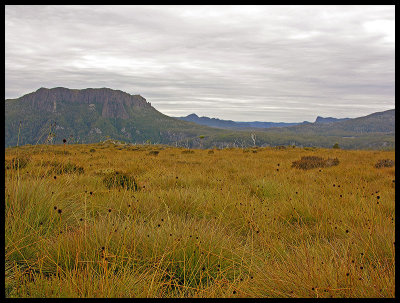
[{"left": 291, "top": 156, "right": 339, "bottom": 170}]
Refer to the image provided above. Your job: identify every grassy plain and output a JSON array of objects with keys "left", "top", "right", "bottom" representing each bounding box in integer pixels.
[{"left": 5, "top": 142, "right": 395, "bottom": 298}]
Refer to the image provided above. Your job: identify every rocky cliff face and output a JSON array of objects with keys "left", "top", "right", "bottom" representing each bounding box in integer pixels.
[{"left": 11, "top": 87, "right": 151, "bottom": 119}]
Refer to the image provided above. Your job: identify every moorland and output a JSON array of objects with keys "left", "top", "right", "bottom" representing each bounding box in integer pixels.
[{"left": 5, "top": 142, "right": 395, "bottom": 298}]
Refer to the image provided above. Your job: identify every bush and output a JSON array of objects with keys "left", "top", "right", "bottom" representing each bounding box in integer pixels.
[
  {"left": 208, "top": 150, "right": 214, "bottom": 154},
  {"left": 103, "top": 171, "right": 138, "bottom": 191},
  {"left": 292, "top": 156, "right": 339, "bottom": 170},
  {"left": 332, "top": 143, "right": 340, "bottom": 149},
  {"left": 89, "top": 149, "right": 96, "bottom": 153},
  {"left": 375, "top": 159, "right": 395, "bottom": 168}
]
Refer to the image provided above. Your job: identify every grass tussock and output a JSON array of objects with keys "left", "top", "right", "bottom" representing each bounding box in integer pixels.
[
  {"left": 102, "top": 171, "right": 138, "bottom": 191},
  {"left": 47, "top": 161, "right": 85, "bottom": 175},
  {"left": 375, "top": 159, "right": 394, "bottom": 168},
  {"left": 5, "top": 143, "right": 395, "bottom": 298},
  {"left": 148, "top": 150, "right": 160, "bottom": 156},
  {"left": 5, "top": 156, "right": 30, "bottom": 170},
  {"left": 291, "top": 156, "right": 339, "bottom": 170}
]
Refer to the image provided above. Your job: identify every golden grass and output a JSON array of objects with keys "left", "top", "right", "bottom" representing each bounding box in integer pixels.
[{"left": 5, "top": 143, "right": 395, "bottom": 298}]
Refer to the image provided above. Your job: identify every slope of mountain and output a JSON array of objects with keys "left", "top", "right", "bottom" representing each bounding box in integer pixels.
[
  {"left": 315, "top": 116, "right": 350, "bottom": 124},
  {"left": 4, "top": 87, "right": 225, "bottom": 147},
  {"left": 281, "top": 109, "right": 395, "bottom": 134},
  {"left": 4, "top": 87, "right": 395, "bottom": 150},
  {"left": 176, "top": 113, "right": 307, "bottom": 129}
]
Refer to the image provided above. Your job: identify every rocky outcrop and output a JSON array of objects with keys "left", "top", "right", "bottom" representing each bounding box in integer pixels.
[{"left": 12, "top": 87, "right": 151, "bottom": 119}]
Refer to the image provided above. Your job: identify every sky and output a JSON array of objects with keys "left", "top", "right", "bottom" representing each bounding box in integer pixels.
[{"left": 5, "top": 5, "right": 395, "bottom": 122}]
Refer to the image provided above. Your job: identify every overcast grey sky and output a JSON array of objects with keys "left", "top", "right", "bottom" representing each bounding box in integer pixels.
[{"left": 5, "top": 5, "right": 395, "bottom": 122}]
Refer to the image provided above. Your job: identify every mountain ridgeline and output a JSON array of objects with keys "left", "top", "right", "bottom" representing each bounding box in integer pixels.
[
  {"left": 4, "top": 87, "right": 395, "bottom": 149},
  {"left": 175, "top": 113, "right": 309, "bottom": 129}
]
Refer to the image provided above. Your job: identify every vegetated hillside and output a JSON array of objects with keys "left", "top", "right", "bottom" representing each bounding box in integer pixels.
[
  {"left": 283, "top": 109, "right": 395, "bottom": 134},
  {"left": 238, "top": 109, "right": 394, "bottom": 150},
  {"left": 4, "top": 87, "right": 225, "bottom": 147},
  {"left": 315, "top": 116, "right": 350, "bottom": 124},
  {"left": 5, "top": 143, "right": 395, "bottom": 297},
  {"left": 176, "top": 113, "right": 306, "bottom": 129},
  {"left": 5, "top": 87, "right": 395, "bottom": 150}
]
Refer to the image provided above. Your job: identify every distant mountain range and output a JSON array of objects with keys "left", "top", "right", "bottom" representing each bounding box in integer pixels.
[
  {"left": 5, "top": 87, "right": 395, "bottom": 149},
  {"left": 175, "top": 113, "right": 309, "bottom": 129},
  {"left": 175, "top": 113, "right": 350, "bottom": 129}
]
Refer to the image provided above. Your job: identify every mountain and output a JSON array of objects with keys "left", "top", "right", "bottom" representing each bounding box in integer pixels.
[
  {"left": 315, "top": 116, "right": 350, "bottom": 124},
  {"left": 283, "top": 109, "right": 395, "bottom": 134},
  {"left": 4, "top": 87, "right": 225, "bottom": 147},
  {"left": 176, "top": 113, "right": 307, "bottom": 129},
  {"left": 4, "top": 87, "right": 395, "bottom": 150}
]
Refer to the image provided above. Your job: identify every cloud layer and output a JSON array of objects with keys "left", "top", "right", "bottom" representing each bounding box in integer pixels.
[{"left": 5, "top": 5, "right": 395, "bottom": 122}]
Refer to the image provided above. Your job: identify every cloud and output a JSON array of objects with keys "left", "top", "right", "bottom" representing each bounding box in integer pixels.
[{"left": 5, "top": 5, "right": 395, "bottom": 122}]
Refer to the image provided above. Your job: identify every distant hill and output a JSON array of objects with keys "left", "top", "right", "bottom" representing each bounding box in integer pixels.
[
  {"left": 4, "top": 87, "right": 395, "bottom": 149},
  {"left": 284, "top": 109, "right": 395, "bottom": 134},
  {"left": 176, "top": 113, "right": 308, "bottom": 129},
  {"left": 315, "top": 116, "right": 350, "bottom": 124}
]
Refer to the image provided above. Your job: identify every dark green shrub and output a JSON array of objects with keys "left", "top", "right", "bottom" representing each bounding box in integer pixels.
[
  {"left": 103, "top": 171, "right": 138, "bottom": 191},
  {"left": 332, "top": 143, "right": 340, "bottom": 149},
  {"left": 182, "top": 150, "right": 194, "bottom": 154},
  {"left": 89, "top": 149, "right": 96, "bottom": 153},
  {"left": 208, "top": 150, "right": 214, "bottom": 154}
]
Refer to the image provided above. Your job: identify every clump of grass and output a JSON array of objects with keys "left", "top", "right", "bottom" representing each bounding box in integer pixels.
[
  {"left": 208, "top": 150, "right": 214, "bottom": 154},
  {"left": 53, "top": 150, "right": 71, "bottom": 155},
  {"left": 291, "top": 156, "right": 339, "bottom": 170},
  {"left": 5, "top": 156, "right": 30, "bottom": 170},
  {"left": 89, "top": 148, "right": 96, "bottom": 153},
  {"left": 182, "top": 150, "right": 194, "bottom": 154},
  {"left": 46, "top": 161, "right": 85, "bottom": 175},
  {"left": 148, "top": 150, "right": 160, "bottom": 156},
  {"left": 375, "top": 159, "right": 394, "bottom": 168},
  {"left": 103, "top": 171, "right": 138, "bottom": 191}
]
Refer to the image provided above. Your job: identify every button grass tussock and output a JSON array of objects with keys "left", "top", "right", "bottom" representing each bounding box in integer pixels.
[{"left": 4, "top": 143, "right": 395, "bottom": 298}]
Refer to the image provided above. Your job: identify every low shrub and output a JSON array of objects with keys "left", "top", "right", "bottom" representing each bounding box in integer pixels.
[
  {"left": 103, "top": 171, "right": 138, "bottom": 191},
  {"left": 292, "top": 156, "right": 339, "bottom": 170},
  {"left": 375, "top": 159, "right": 395, "bottom": 168},
  {"left": 208, "top": 150, "right": 214, "bottom": 154}
]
